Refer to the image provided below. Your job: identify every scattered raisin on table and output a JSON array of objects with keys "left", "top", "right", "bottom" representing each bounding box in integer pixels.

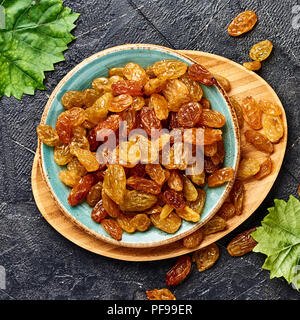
[
  {"left": 146, "top": 288, "right": 176, "bottom": 301},
  {"left": 227, "top": 228, "right": 257, "bottom": 256},
  {"left": 192, "top": 243, "right": 219, "bottom": 272},
  {"left": 228, "top": 11, "right": 258, "bottom": 37},
  {"left": 165, "top": 255, "right": 192, "bottom": 286}
]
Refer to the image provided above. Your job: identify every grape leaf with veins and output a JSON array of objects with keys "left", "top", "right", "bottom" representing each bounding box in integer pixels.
[{"left": 0, "top": 0, "right": 79, "bottom": 99}]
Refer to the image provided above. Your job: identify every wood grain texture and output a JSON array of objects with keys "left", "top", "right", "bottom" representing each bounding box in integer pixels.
[{"left": 32, "top": 50, "right": 287, "bottom": 261}]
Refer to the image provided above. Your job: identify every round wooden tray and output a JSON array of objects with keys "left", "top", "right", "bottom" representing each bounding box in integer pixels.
[{"left": 32, "top": 50, "right": 287, "bottom": 261}]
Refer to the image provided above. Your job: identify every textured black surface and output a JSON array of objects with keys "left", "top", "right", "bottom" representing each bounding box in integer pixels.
[{"left": 0, "top": 0, "right": 299, "bottom": 300}]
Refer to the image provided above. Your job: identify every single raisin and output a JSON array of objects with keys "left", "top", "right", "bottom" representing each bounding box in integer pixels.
[
  {"left": 182, "top": 229, "right": 203, "bottom": 249},
  {"left": 249, "top": 40, "right": 273, "bottom": 62},
  {"left": 68, "top": 174, "right": 95, "bottom": 206},
  {"left": 227, "top": 228, "right": 257, "bottom": 256},
  {"left": 165, "top": 255, "right": 192, "bottom": 286},
  {"left": 228, "top": 10, "right": 257, "bottom": 36},
  {"left": 192, "top": 243, "right": 219, "bottom": 272},
  {"left": 101, "top": 219, "right": 123, "bottom": 240},
  {"left": 188, "top": 64, "right": 216, "bottom": 86},
  {"left": 207, "top": 167, "right": 234, "bottom": 187}
]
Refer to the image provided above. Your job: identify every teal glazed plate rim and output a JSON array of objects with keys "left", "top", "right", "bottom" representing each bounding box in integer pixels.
[{"left": 38, "top": 44, "right": 240, "bottom": 248}]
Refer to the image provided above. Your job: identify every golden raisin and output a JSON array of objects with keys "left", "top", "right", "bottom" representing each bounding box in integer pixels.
[
  {"left": 146, "top": 289, "right": 176, "bottom": 300},
  {"left": 182, "top": 229, "right": 203, "bottom": 249},
  {"left": 227, "top": 228, "right": 257, "bottom": 256},
  {"left": 228, "top": 10, "right": 258, "bottom": 37},
  {"left": 254, "top": 157, "right": 272, "bottom": 180},
  {"left": 192, "top": 243, "right": 219, "bottom": 272},
  {"left": 262, "top": 115, "right": 284, "bottom": 143},
  {"left": 249, "top": 40, "right": 273, "bottom": 62},
  {"left": 202, "top": 216, "right": 226, "bottom": 235},
  {"left": 243, "top": 61, "right": 261, "bottom": 71},
  {"left": 237, "top": 158, "right": 260, "bottom": 180}
]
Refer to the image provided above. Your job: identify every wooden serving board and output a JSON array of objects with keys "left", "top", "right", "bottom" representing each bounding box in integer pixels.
[{"left": 31, "top": 50, "right": 287, "bottom": 261}]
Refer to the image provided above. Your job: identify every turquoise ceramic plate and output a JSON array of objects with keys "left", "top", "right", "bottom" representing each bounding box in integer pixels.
[{"left": 39, "top": 44, "right": 240, "bottom": 248}]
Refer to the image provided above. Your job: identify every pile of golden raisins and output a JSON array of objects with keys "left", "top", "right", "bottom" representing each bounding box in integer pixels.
[{"left": 37, "top": 59, "right": 237, "bottom": 242}]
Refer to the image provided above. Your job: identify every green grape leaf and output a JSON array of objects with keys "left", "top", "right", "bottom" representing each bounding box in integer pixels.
[
  {"left": 252, "top": 196, "right": 300, "bottom": 291},
  {"left": 0, "top": 0, "right": 79, "bottom": 99}
]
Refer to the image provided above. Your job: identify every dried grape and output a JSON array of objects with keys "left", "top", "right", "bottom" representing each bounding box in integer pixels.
[
  {"left": 131, "top": 96, "right": 145, "bottom": 111},
  {"left": 131, "top": 214, "right": 151, "bottom": 232},
  {"left": 83, "top": 89, "right": 100, "bottom": 108},
  {"left": 207, "top": 167, "right": 234, "bottom": 187},
  {"left": 103, "top": 164, "right": 126, "bottom": 205},
  {"left": 237, "top": 158, "right": 260, "bottom": 180},
  {"left": 67, "top": 157, "right": 87, "bottom": 176},
  {"left": 182, "top": 176, "right": 198, "bottom": 201},
  {"left": 177, "top": 102, "right": 202, "bottom": 128},
  {"left": 112, "top": 80, "right": 144, "bottom": 96},
  {"left": 188, "top": 64, "right": 216, "bottom": 86},
  {"left": 37, "top": 125, "right": 60, "bottom": 146},
  {"left": 227, "top": 228, "right": 257, "bottom": 256},
  {"left": 109, "top": 67, "right": 124, "bottom": 77},
  {"left": 101, "top": 219, "right": 123, "bottom": 240},
  {"left": 192, "top": 243, "right": 219, "bottom": 272},
  {"left": 109, "top": 94, "right": 133, "bottom": 112},
  {"left": 165, "top": 255, "right": 192, "bottom": 286},
  {"left": 84, "top": 93, "right": 111, "bottom": 124},
  {"left": 176, "top": 206, "right": 200, "bottom": 222},
  {"left": 187, "top": 189, "right": 206, "bottom": 215},
  {"left": 126, "top": 176, "right": 161, "bottom": 195},
  {"left": 254, "top": 157, "right": 272, "bottom": 180},
  {"left": 140, "top": 106, "right": 162, "bottom": 136},
  {"left": 160, "top": 204, "right": 174, "bottom": 220},
  {"left": 249, "top": 40, "right": 273, "bottom": 62},
  {"left": 163, "top": 189, "right": 186, "bottom": 210},
  {"left": 162, "top": 79, "right": 191, "bottom": 112},
  {"left": 61, "top": 91, "right": 84, "bottom": 109},
  {"left": 242, "top": 96, "right": 262, "bottom": 130},
  {"left": 199, "top": 109, "right": 226, "bottom": 128},
  {"left": 146, "top": 289, "right": 176, "bottom": 301},
  {"left": 86, "top": 181, "right": 103, "bottom": 207},
  {"left": 56, "top": 113, "right": 73, "bottom": 144},
  {"left": 54, "top": 144, "right": 73, "bottom": 165},
  {"left": 116, "top": 213, "right": 136, "bottom": 233},
  {"left": 119, "top": 190, "right": 157, "bottom": 212},
  {"left": 202, "top": 216, "right": 226, "bottom": 235},
  {"left": 214, "top": 74, "right": 231, "bottom": 92},
  {"left": 230, "top": 180, "right": 244, "bottom": 215},
  {"left": 244, "top": 130, "right": 274, "bottom": 154},
  {"left": 228, "top": 10, "right": 257, "bottom": 36},
  {"left": 144, "top": 78, "right": 166, "bottom": 96},
  {"left": 58, "top": 170, "right": 81, "bottom": 187},
  {"left": 70, "top": 146, "right": 100, "bottom": 172},
  {"left": 182, "top": 229, "right": 203, "bottom": 249},
  {"left": 217, "top": 202, "right": 235, "bottom": 220},
  {"left": 149, "top": 93, "right": 169, "bottom": 120},
  {"left": 259, "top": 99, "right": 282, "bottom": 116},
  {"left": 145, "top": 163, "right": 167, "bottom": 185},
  {"left": 153, "top": 59, "right": 188, "bottom": 80},
  {"left": 263, "top": 115, "right": 284, "bottom": 143},
  {"left": 243, "top": 61, "right": 261, "bottom": 71},
  {"left": 123, "top": 62, "right": 147, "bottom": 82},
  {"left": 150, "top": 212, "right": 182, "bottom": 234},
  {"left": 91, "top": 199, "right": 107, "bottom": 223},
  {"left": 68, "top": 174, "right": 95, "bottom": 206},
  {"left": 102, "top": 189, "right": 120, "bottom": 218},
  {"left": 167, "top": 170, "right": 183, "bottom": 192},
  {"left": 180, "top": 74, "right": 203, "bottom": 101},
  {"left": 200, "top": 97, "right": 211, "bottom": 109}
]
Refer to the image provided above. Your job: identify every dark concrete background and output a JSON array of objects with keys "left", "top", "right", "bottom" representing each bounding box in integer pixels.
[{"left": 0, "top": 0, "right": 299, "bottom": 300}]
